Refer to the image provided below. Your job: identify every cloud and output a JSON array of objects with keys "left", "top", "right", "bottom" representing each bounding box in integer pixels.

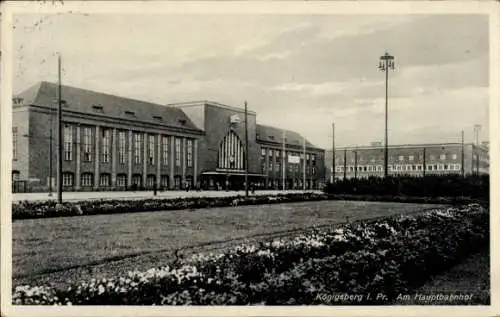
[{"left": 12, "top": 13, "right": 490, "bottom": 149}]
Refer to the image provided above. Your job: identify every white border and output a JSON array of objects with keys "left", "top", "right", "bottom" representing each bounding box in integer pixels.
[{"left": 1, "top": 1, "right": 499, "bottom": 317}]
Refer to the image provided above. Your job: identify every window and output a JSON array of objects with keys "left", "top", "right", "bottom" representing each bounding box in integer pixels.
[
  {"left": 134, "top": 133, "right": 142, "bottom": 164},
  {"left": 417, "top": 165, "right": 422, "bottom": 171},
  {"left": 148, "top": 134, "right": 155, "bottom": 165},
  {"left": 270, "top": 162, "right": 274, "bottom": 171},
  {"left": 64, "top": 125, "right": 73, "bottom": 161},
  {"left": 12, "top": 127, "right": 17, "bottom": 160},
  {"left": 175, "top": 138, "right": 181, "bottom": 166},
  {"left": 312, "top": 167, "right": 316, "bottom": 175},
  {"left": 102, "top": 129, "right": 110, "bottom": 163},
  {"left": 444, "top": 164, "right": 448, "bottom": 170},
  {"left": 363, "top": 166, "right": 367, "bottom": 172},
  {"left": 268, "top": 150, "right": 273, "bottom": 157},
  {"left": 116, "top": 174, "right": 127, "bottom": 187},
  {"left": 132, "top": 174, "right": 142, "bottom": 186},
  {"left": 83, "top": 127, "right": 92, "bottom": 162},
  {"left": 452, "top": 154, "right": 457, "bottom": 160},
  {"left": 306, "top": 154, "right": 310, "bottom": 160},
  {"left": 412, "top": 165, "right": 416, "bottom": 171},
  {"left": 125, "top": 111, "right": 135, "bottom": 117},
  {"left": 174, "top": 175, "right": 182, "bottom": 189},
  {"left": 153, "top": 116, "right": 163, "bottom": 121},
  {"left": 92, "top": 105, "right": 103, "bottom": 113},
  {"left": 12, "top": 171, "right": 20, "bottom": 181},
  {"left": 118, "top": 131, "right": 126, "bottom": 164},
  {"left": 62, "top": 172, "right": 73, "bottom": 186},
  {"left": 261, "top": 148, "right": 266, "bottom": 156},
  {"left": 147, "top": 175, "right": 156, "bottom": 188},
  {"left": 261, "top": 162, "right": 266, "bottom": 172},
  {"left": 81, "top": 172, "right": 93, "bottom": 187},
  {"left": 440, "top": 154, "right": 446, "bottom": 160},
  {"left": 398, "top": 155, "right": 404, "bottom": 161},
  {"left": 187, "top": 139, "right": 193, "bottom": 167},
  {"left": 160, "top": 175, "right": 169, "bottom": 188},
  {"left": 99, "top": 173, "right": 110, "bottom": 187},
  {"left": 162, "top": 136, "right": 169, "bottom": 165},
  {"left": 409, "top": 155, "right": 414, "bottom": 161}
]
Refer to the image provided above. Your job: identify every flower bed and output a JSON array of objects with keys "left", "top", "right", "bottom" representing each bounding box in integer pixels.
[
  {"left": 12, "top": 192, "right": 486, "bottom": 220},
  {"left": 13, "top": 203, "right": 489, "bottom": 305}
]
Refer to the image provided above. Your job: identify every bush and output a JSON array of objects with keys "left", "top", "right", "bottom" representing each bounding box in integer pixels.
[
  {"left": 12, "top": 192, "right": 487, "bottom": 220},
  {"left": 12, "top": 204, "right": 489, "bottom": 305},
  {"left": 324, "top": 174, "right": 489, "bottom": 200}
]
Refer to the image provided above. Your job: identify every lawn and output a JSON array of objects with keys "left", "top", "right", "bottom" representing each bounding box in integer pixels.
[{"left": 12, "top": 200, "right": 441, "bottom": 290}]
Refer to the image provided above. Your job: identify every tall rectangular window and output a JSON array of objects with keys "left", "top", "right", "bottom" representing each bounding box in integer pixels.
[
  {"left": 12, "top": 127, "right": 17, "bottom": 160},
  {"left": 102, "top": 129, "right": 110, "bottom": 163},
  {"left": 187, "top": 139, "right": 193, "bottom": 167},
  {"left": 63, "top": 172, "right": 74, "bottom": 186},
  {"left": 175, "top": 138, "right": 181, "bottom": 166},
  {"left": 118, "top": 131, "right": 126, "bottom": 164},
  {"left": 162, "top": 136, "right": 169, "bottom": 165},
  {"left": 64, "top": 125, "right": 73, "bottom": 161},
  {"left": 148, "top": 134, "right": 155, "bottom": 165},
  {"left": 134, "top": 133, "right": 142, "bottom": 164},
  {"left": 83, "top": 127, "right": 92, "bottom": 162}
]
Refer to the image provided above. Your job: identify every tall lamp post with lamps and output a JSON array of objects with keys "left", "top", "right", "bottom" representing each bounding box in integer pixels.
[{"left": 378, "top": 51, "right": 395, "bottom": 178}]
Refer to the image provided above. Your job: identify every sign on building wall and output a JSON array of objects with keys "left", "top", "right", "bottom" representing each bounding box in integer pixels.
[
  {"left": 288, "top": 155, "right": 301, "bottom": 164},
  {"left": 230, "top": 114, "right": 241, "bottom": 124}
]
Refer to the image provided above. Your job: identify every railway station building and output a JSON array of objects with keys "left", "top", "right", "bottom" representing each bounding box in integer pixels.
[{"left": 11, "top": 82, "right": 325, "bottom": 192}]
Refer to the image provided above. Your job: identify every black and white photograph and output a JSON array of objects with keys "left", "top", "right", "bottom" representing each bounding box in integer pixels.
[{"left": 1, "top": 0, "right": 498, "bottom": 315}]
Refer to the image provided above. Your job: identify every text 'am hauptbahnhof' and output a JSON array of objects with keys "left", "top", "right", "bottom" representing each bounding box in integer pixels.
[{"left": 11, "top": 82, "right": 489, "bottom": 192}]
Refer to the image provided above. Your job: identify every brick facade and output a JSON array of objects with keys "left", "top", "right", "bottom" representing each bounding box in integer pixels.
[
  {"left": 325, "top": 143, "right": 490, "bottom": 182},
  {"left": 12, "top": 82, "right": 326, "bottom": 191}
]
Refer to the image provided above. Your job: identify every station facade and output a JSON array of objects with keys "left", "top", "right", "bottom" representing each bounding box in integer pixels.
[{"left": 11, "top": 82, "right": 325, "bottom": 192}]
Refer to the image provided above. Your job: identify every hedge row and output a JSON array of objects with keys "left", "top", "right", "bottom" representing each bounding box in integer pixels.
[
  {"left": 324, "top": 174, "right": 489, "bottom": 199},
  {"left": 13, "top": 203, "right": 489, "bottom": 305},
  {"left": 12, "top": 192, "right": 487, "bottom": 220}
]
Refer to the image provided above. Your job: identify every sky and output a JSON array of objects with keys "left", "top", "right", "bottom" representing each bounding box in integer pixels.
[{"left": 12, "top": 13, "right": 490, "bottom": 149}]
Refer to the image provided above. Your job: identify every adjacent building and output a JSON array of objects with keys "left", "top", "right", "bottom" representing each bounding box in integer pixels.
[
  {"left": 12, "top": 82, "right": 325, "bottom": 192},
  {"left": 325, "top": 141, "right": 490, "bottom": 182}
]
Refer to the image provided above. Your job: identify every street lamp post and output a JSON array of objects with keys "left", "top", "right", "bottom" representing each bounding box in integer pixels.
[
  {"left": 378, "top": 51, "right": 395, "bottom": 178},
  {"left": 244, "top": 101, "right": 249, "bottom": 197},
  {"left": 473, "top": 124, "right": 481, "bottom": 175},
  {"left": 57, "top": 54, "right": 63, "bottom": 204},
  {"left": 48, "top": 108, "right": 53, "bottom": 197}
]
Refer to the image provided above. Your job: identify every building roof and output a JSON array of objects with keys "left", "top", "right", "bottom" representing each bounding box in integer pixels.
[
  {"left": 14, "top": 81, "right": 202, "bottom": 132},
  {"left": 168, "top": 100, "right": 257, "bottom": 115},
  {"left": 331, "top": 142, "right": 474, "bottom": 151},
  {"left": 256, "top": 124, "right": 322, "bottom": 150}
]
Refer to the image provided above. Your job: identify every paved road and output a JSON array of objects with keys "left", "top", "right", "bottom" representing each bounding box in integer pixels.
[{"left": 12, "top": 189, "right": 322, "bottom": 202}]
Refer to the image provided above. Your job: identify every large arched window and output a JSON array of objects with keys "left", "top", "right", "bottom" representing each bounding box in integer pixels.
[{"left": 217, "top": 131, "right": 245, "bottom": 170}]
